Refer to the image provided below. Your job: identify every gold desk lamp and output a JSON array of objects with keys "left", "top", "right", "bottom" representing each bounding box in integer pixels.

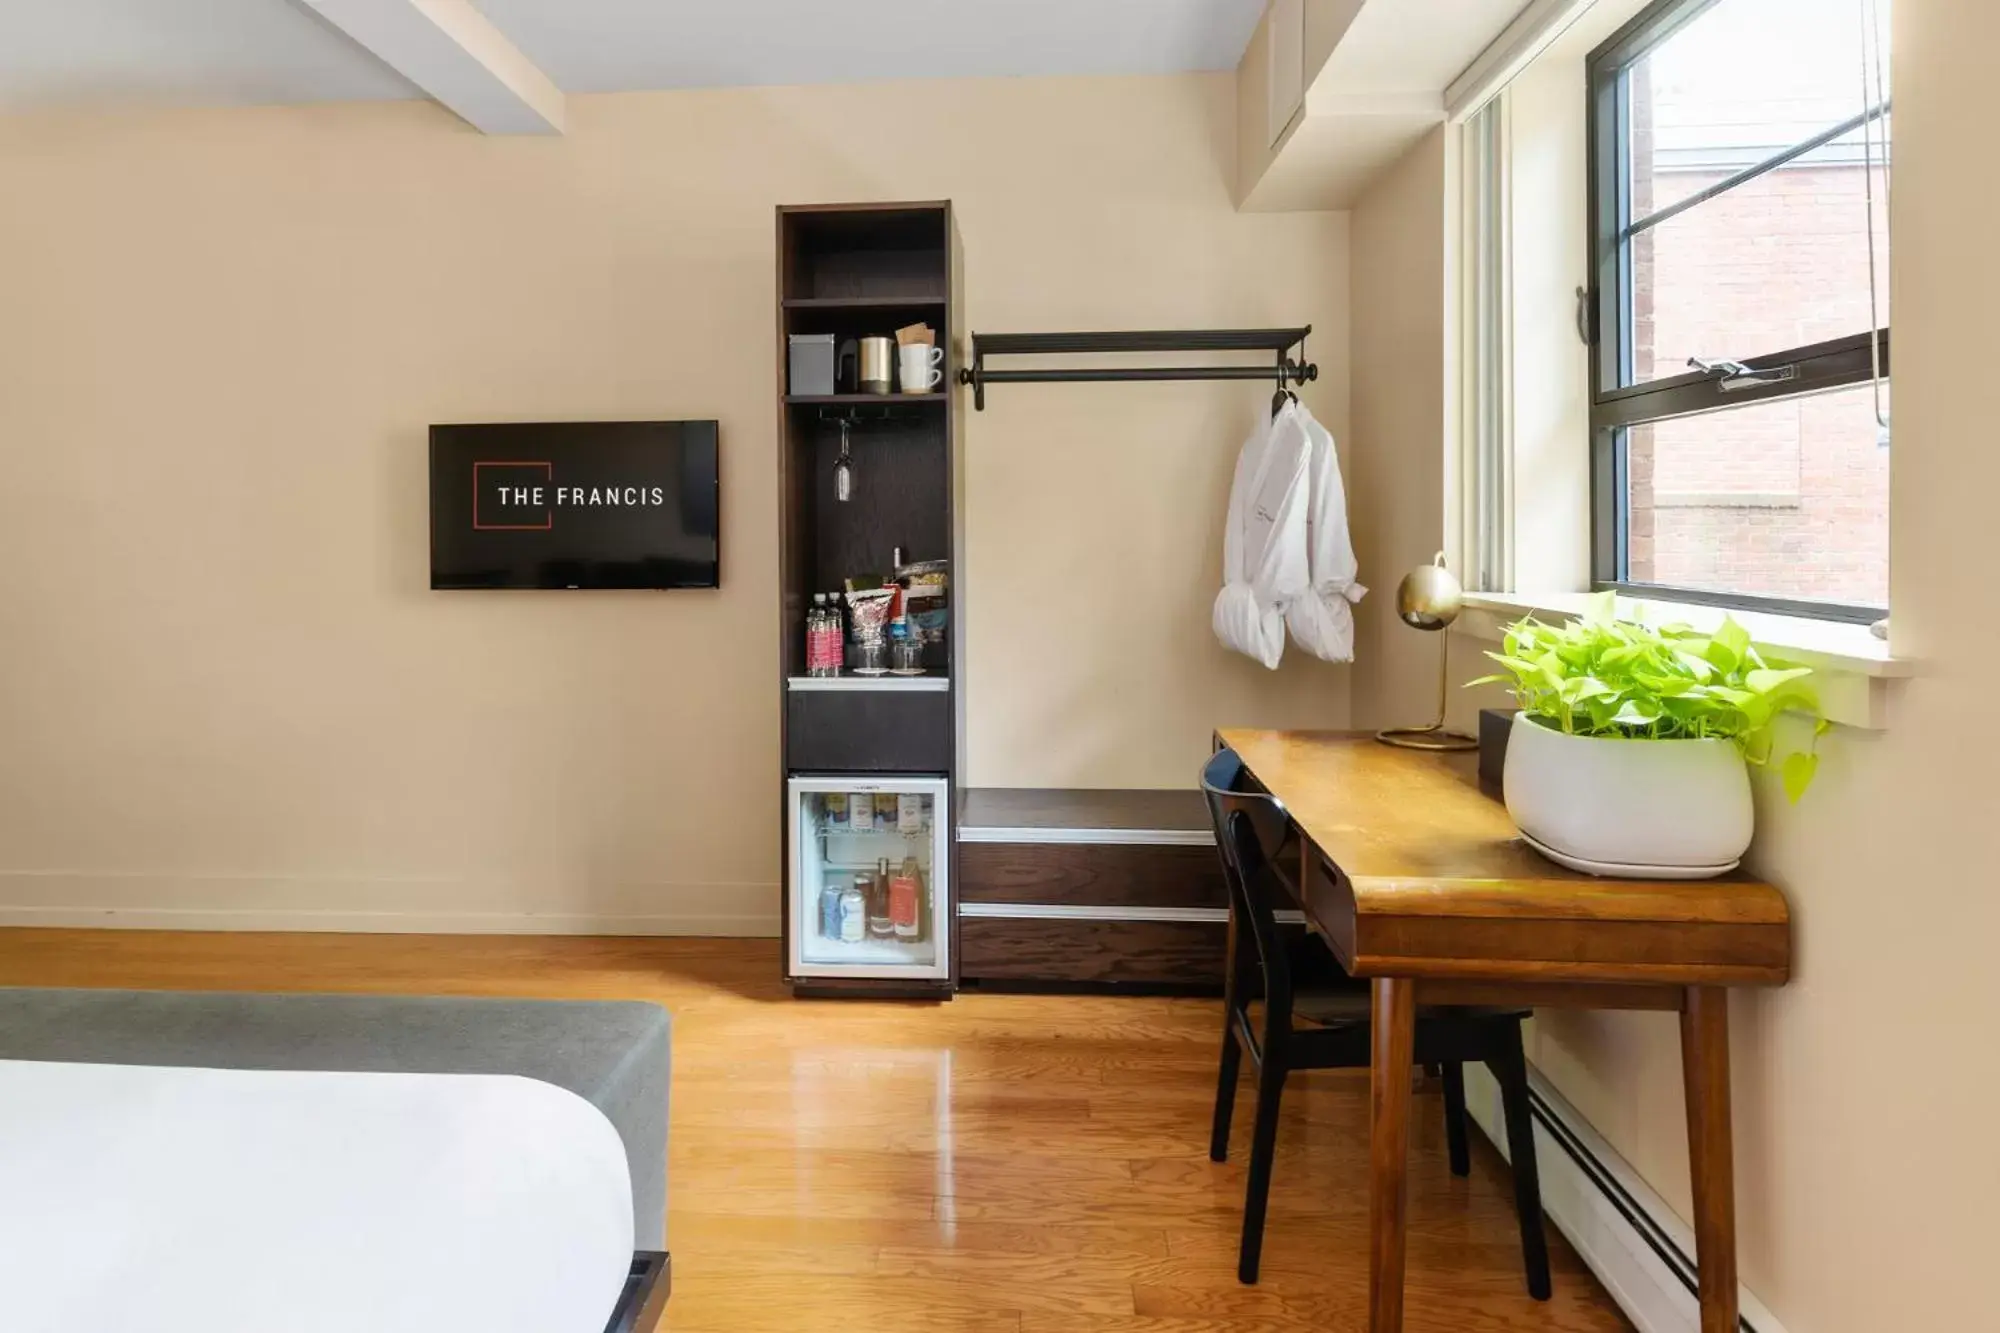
[{"left": 1376, "top": 552, "right": 1479, "bottom": 752}]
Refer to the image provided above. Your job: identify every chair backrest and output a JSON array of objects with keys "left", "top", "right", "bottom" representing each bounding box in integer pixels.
[{"left": 1199, "top": 749, "right": 1297, "bottom": 1017}]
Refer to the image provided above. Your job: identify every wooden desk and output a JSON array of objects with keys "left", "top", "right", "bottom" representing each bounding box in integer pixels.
[{"left": 1215, "top": 729, "right": 1790, "bottom": 1333}]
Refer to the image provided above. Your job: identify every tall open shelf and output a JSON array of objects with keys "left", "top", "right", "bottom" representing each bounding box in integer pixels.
[{"left": 776, "top": 202, "right": 964, "bottom": 999}]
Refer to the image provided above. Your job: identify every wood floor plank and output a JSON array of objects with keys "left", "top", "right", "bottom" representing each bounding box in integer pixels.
[
  {"left": 670, "top": 1213, "right": 1170, "bottom": 1260},
  {"left": 0, "top": 930, "right": 1633, "bottom": 1333},
  {"left": 1019, "top": 1320, "right": 1335, "bottom": 1333},
  {"left": 674, "top": 1146, "right": 1139, "bottom": 1188},
  {"left": 869, "top": 1251, "right": 1139, "bottom": 1315},
  {"left": 1133, "top": 1276, "right": 1630, "bottom": 1330}
]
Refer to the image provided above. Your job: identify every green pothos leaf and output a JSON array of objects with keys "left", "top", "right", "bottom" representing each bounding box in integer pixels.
[
  {"left": 1460, "top": 607, "right": 1827, "bottom": 796},
  {"left": 1781, "top": 751, "right": 1819, "bottom": 804}
]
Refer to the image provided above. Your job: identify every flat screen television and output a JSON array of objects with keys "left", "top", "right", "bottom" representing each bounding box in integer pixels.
[{"left": 429, "top": 421, "right": 720, "bottom": 590}]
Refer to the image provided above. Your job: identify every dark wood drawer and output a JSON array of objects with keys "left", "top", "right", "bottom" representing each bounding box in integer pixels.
[
  {"left": 959, "top": 917, "right": 1227, "bottom": 986},
  {"left": 959, "top": 841, "right": 1225, "bottom": 909},
  {"left": 786, "top": 688, "right": 952, "bottom": 774}
]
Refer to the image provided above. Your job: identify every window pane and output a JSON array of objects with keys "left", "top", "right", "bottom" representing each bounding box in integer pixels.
[
  {"left": 1624, "top": 383, "right": 1888, "bottom": 609},
  {"left": 1624, "top": 0, "right": 1891, "bottom": 384},
  {"left": 1630, "top": 0, "right": 1891, "bottom": 221},
  {"left": 1630, "top": 156, "right": 1889, "bottom": 384}
]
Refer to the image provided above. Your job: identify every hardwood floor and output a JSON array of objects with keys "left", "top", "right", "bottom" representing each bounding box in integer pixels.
[{"left": 0, "top": 930, "right": 1634, "bottom": 1333}]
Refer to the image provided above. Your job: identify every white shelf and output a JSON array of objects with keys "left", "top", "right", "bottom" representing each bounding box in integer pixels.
[
  {"left": 796, "top": 933, "right": 941, "bottom": 969},
  {"left": 822, "top": 831, "right": 935, "bottom": 864},
  {"left": 787, "top": 675, "right": 949, "bottom": 693}
]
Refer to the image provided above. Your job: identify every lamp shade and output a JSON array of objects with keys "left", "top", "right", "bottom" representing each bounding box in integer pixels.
[{"left": 1395, "top": 553, "right": 1463, "bottom": 631}]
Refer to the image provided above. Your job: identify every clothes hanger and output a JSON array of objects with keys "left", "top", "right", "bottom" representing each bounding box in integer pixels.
[{"left": 1270, "top": 365, "right": 1296, "bottom": 419}]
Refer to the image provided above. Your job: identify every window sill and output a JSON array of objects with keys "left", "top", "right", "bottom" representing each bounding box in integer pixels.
[{"left": 1453, "top": 590, "right": 1910, "bottom": 731}]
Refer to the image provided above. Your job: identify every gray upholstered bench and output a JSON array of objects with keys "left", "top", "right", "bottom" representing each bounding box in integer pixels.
[{"left": 0, "top": 988, "right": 671, "bottom": 1252}]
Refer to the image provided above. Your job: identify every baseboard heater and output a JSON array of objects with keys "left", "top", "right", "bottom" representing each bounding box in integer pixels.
[
  {"left": 1460, "top": 1066, "right": 1788, "bottom": 1333},
  {"left": 1529, "top": 1091, "right": 1760, "bottom": 1333}
]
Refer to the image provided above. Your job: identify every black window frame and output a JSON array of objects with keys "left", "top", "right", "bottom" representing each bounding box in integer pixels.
[{"left": 1585, "top": 0, "right": 1891, "bottom": 624}]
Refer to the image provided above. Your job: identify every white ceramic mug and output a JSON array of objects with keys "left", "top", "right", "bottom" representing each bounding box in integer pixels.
[{"left": 898, "top": 344, "right": 944, "bottom": 394}]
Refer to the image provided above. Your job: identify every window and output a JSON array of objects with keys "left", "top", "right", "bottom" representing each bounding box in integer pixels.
[{"left": 1587, "top": 0, "right": 1891, "bottom": 621}]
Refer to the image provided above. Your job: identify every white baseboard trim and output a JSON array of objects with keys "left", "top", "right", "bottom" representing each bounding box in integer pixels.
[
  {"left": 1462, "top": 1062, "right": 1789, "bottom": 1333},
  {"left": 0, "top": 871, "right": 783, "bottom": 936},
  {"left": 0, "top": 905, "right": 780, "bottom": 935}
]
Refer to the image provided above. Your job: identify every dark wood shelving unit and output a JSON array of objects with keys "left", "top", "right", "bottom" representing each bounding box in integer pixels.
[
  {"left": 776, "top": 201, "right": 964, "bottom": 1001},
  {"left": 782, "top": 393, "right": 947, "bottom": 407},
  {"left": 782, "top": 296, "right": 949, "bottom": 310}
]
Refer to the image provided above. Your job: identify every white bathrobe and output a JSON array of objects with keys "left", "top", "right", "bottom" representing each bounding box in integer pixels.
[
  {"left": 1285, "top": 406, "right": 1366, "bottom": 662},
  {"left": 1212, "top": 402, "right": 1310, "bottom": 669},
  {"left": 1212, "top": 401, "right": 1363, "bottom": 668}
]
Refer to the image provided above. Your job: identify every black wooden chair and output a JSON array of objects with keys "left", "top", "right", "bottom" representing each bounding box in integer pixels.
[{"left": 1200, "top": 748, "right": 1551, "bottom": 1293}]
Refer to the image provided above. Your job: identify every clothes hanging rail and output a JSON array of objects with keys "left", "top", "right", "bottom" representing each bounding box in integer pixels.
[{"left": 956, "top": 327, "right": 1315, "bottom": 411}]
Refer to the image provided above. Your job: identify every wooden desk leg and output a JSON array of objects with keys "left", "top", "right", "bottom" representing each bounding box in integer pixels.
[
  {"left": 1681, "top": 986, "right": 1739, "bottom": 1333},
  {"left": 1368, "top": 976, "right": 1417, "bottom": 1332}
]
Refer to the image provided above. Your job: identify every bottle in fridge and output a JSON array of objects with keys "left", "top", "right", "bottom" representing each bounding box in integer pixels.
[
  {"left": 890, "top": 856, "right": 922, "bottom": 941},
  {"left": 865, "top": 862, "right": 893, "bottom": 939},
  {"left": 787, "top": 775, "right": 950, "bottom": 982}
]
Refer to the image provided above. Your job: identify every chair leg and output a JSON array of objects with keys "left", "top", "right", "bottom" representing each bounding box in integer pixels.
[
  {"left": 1493, "top": 1028, "right": 1552, "bottom": 1301},
  {"left": 1210, "top": 1018, "right": 1243, "bottom": 1163},
  {"left": 1442, "top": 1061, "right": 1471, "bottom": 1178},
  {"left": 1211, "top": 907, "right": 1248, "bottom": 1163},
  {"left": 1237, "top": 1058, "right": 1287, "bottom": 1285}
]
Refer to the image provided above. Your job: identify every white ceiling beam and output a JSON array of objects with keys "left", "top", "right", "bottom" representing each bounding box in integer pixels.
[
  {"left": 297, "top": 0, "right": 563, "bottom": 134},
  {"left": 1445, "top": 0, "right": 1599, "bottom": 121}
]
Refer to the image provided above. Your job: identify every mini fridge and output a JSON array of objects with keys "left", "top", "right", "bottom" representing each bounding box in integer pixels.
[{"left": 787, "top": 775, "right": 952, "bottom": 982}]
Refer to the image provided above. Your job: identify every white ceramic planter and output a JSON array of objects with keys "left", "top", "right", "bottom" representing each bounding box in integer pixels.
[{"left": 1502, "top": 711, "right": 1753, "bottom": 876}]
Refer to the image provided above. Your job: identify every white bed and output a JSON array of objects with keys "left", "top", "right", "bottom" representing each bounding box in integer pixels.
[{"left": 0, "top": 1059, "right": 636, "bottom": 1333}]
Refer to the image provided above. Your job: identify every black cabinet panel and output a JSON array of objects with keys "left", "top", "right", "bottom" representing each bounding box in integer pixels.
[
  {"left": 787, "top": 689, "right": 952, "bottom": 774},
  {"left": 959, "top": 843, "right": 1226, "bottom": 910},
  {"left": 959, "top": 918, "right": 1226, "bottom": 987}
]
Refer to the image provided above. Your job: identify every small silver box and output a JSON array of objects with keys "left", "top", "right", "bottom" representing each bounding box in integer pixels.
[{"left": 788, "top": 333, "right": 835, "bottom": 396}]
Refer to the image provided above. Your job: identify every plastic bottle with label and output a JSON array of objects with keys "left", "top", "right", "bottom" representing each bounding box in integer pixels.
[{"left": 890, "top": 856, "right": 923, "bottom": 941}]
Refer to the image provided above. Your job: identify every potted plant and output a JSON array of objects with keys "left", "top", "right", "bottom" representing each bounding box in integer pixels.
[{"left": 1470, "top": 592, "right": 1826, "bottom": 877}]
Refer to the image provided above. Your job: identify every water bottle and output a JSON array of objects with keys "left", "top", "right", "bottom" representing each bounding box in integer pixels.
[{"left": 807, "top": 594, "right": 828, "bottom": 676}]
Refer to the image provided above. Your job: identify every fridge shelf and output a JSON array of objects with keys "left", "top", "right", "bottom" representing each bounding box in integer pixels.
[
  {"left": 798, "top": 934, "right": 939, "bottom": 967},
  {"left": 821, "top": 829, "right": 934, "bottom": 861}
]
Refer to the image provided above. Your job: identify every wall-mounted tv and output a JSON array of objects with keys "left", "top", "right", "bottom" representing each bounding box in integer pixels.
[{"left": 429, "top": 421, "right": 720, "bottom": 590}]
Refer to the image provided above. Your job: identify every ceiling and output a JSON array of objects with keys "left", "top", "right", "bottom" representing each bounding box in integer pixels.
[
  {"left": 480, "top": 0, "right": 1268, "bottom": 93},
  {"left": 0, "top": 0, "right": 422, "bottom": 109},
  {"left": 0, "top": 0, "right": 1268, "bottom": 110}
]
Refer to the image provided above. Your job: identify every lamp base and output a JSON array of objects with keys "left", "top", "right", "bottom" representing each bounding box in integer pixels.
[{"left": 1375, "top": 725, "right": 1479, "bottom": 752}]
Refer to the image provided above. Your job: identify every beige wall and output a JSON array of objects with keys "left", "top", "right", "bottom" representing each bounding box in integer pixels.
[
  {"left": 1353, "top": 2, "right": 2000, "bottom": 1328},
  {"left": 1348, "top": 125, "right": 1469, "bottom": 731},
  {"left": 0, "top": 73, "right": 1351, "bottom": 933},
  {"left": 1533, "top": 4, "right": 2000, "bottom": 1327}
]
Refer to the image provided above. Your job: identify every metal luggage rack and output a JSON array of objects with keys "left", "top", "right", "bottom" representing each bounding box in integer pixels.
[{"left": 955, "top": 327, "right": 1316, "bottom": 411}]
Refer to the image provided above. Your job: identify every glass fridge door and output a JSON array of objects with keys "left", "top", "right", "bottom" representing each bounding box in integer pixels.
[{"left": 788, "top": 776, "right": 950, "bottom": 980}]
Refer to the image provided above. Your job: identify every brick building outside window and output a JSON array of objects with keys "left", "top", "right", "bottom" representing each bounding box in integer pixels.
[{"left": 1597, "top": 0, "right": 1890, "bottom": 614}]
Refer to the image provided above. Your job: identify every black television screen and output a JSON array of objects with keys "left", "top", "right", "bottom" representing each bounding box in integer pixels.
[{"left": 429, "top": 421, "right": 720, "bottom": 590}]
